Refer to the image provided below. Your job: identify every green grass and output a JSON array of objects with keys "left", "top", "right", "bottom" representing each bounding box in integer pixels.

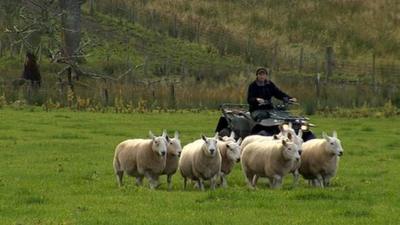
[{"left": 0, "top": 108, "right": 399, "bottom": 224}]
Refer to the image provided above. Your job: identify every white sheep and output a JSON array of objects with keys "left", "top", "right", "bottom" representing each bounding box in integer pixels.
[
  {"left": 113, "top": 130, "right": 168, "bottom": 189},
  {"left": 250, "top": 131, "right": 304, "bottom": 187},
  {"left": 240, "top": 134, "right": 278, "bottom": 151},
  {"left": 240, "top": 123, "right": 296, "bottom": 150},
  {"left": 179, "top": 133, "right": 221, "bottom": 191},
  {"left": 299, "top": 131, "right": 344, "bottom": 187},
  {"left": 241, "top": 139, "right": 300, "bottom": 189},
  {"left": 287, "top": 129, "right": 304, "bottom": 186},
  {"left": 162, "top": 131, "right": 182, "bottom": 190},
  {"left": 218, "top": 131, "right": 242, "bottom": 187}
]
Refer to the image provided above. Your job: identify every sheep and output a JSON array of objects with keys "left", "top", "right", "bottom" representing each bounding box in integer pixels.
[
  {"left": 241, "top": 123, "right": 304, "bottom": 186},
  {"left": 113, "top": 130, "right": 168, "bottom": 189},
  {"left": 249, "top": 131, "right": 304, "bottom": 187},
  {"left": 218, "top": 131, "right": 242, "bottom": 187},
  {"left": 299, "top": 131, "right": 344, "bottom": 187},
  {"left": 287, "top": 129, "right": 304, "bottom": 186},
  {"left": 179, "top": 133, "right": 221, "bottom": 191},
  {"left": 241, "top": 139, "right": 300, "bottom": 189},
  {"left": 240, "top": 134, "right": 278, "bottom": 151},
  {"left": 240, "top": 123, "right": 295, "bottom": 150},
  {"left": 162, "top": 131, "right": 182, "bottom": 190}
]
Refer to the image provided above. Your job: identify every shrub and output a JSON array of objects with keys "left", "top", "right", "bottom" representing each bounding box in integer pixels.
[{"left": 0, "top": 95, "right": 6, "bottom": 108}]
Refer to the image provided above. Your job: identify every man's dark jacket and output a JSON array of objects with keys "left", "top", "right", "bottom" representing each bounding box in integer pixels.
[{"left": 247, "top": 80, "right": 291, "bottom": 112}]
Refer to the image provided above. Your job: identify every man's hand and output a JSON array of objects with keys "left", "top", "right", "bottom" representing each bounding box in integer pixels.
[
  {"left": 289, "top": 98, "right": 297, "bottom": 102},
  {"left": 256, "top": 98, "right": 265, "bottom": 104}
]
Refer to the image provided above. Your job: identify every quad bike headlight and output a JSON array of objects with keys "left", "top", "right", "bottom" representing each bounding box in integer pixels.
[{"left": 301, "top": 124, "right": 309, "bottom": 131}]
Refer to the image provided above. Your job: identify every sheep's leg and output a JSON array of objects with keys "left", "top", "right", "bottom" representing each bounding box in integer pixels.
[
  {"left": 115, "top": 171, "right": 124, "bottom": 187},
  {"left": 219, "top": 172, "right": 224, "bottom": 187},
  {"left": 316, "top": 174, "right": 324, "bottom": 188},
  {"left": 323, "top": 175, "right": 331, "bottom": 187},
  {"left": 252, "top": 175, "right": 259, "bottom": 187},
  {"left": 210, "top": 175, "right": 218, "bottom": 190},
  {"left": 292, "top": 170, "right": 300, "bottom": 186},
  {"left": 310, "top": 179, "right": 319, "bottom": 186},
  {"left": 244, "top": 170, "right": 255, "bottom": 189},
  {"left": 220, "top": 173, "right": 228, "bottom": 188},
  {"left": 167, "top": 174, "right": 173, "bottom": 190},
  {"left": 183, "top": 177, "right": 187, "bottom": 190},
  {"left": 149, "top": 175, "right": 160, "bottom": 189},
  {"left": 198, "top": 178, "right": 205, "bottom": 191},
  {"left": 271, "top": 175, "right": 282, "bottom": 189},
  {"left": 144, "top": 171, "right": 160, "bottom": 189},
  {"left": 135, "top": 176, "right": 143, "bottom": 186}
]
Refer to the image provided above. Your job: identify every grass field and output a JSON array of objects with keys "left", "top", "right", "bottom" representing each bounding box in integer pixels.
[{"left": 0, "top": 108, "right": 399, "bottom": 224}]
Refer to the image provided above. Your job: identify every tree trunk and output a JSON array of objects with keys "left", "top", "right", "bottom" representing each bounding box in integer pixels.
[
  {"left": 89, "top": 0, "right": 95, "bottom": 16},
  {"left": 21, "top": 0, "right": 42, "bottom": 51},
  {"left": 59, "top": 0, "right": 82, "bottom": 60}
]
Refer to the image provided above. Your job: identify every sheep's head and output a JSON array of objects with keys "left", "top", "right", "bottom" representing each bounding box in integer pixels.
[
  {"left": 280, "top": 124, "right": 304, "bottom": 156},
  {"left": 167, "top": 131, "right": 182, "bottom": 157},
  {"left": 289, "top": 129, "right": 304, "bottom": 156},
  {"left": 322, "top": 131, "right": 344, "bottom": 157},
  {"left": 278, "top": 123, "right": 296, "bottom": 139},
  {"left": 201, "top": 132, "right": 219, "bottom": 157},
  {"left": 281, "top": 139, "right": 300, "bottom": 162},
  {"left": 226, "top": 138, "right": 242, "bottom": 163},
  {"left": 221, "top": 131, "right": 236, "bottom": 142},
  {"left": 149, "top": 130, "right": 168, "bottom": 157}
]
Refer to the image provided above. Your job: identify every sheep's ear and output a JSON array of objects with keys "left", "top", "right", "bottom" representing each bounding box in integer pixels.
[
  {"left": 322, "top": 132, "right": 329, "bottom": 141},
  {"left": 288, "top": 122, "right": 293, "bottom": 129},
  {"left": 174, "top": 131, "right": 180, "bottom": 139},
  {"left": 287, "top": 132, "right": 293, "bottom": 140},
  {"left": 297, "top": 129, "right": 303, "bottom": 139},
  {"left": 282, "top": 139, "right": 287, "bottom": 146},
  {"left": 229, "top": 131, "right": 235, "bottom": 139},
  {"left": 273, "top": 134, "right": 279, "bottom": 140},
  {"left": 201, "top": 135, "right": 207, "bottom": 142},
  {"left": 332, "top": 130, "right": 337, "bottom": 138},
  {"left": 214, "top": 132, "right": 219, "bottom": 139},
  {"left": 162, "top": 130, "right": 167, "bottom": 138},
  {"left": 236, "top": 137, "right": 242, "bottom": 145},
  {"left": 149, "top": 131, "right": 155, "bottom": 140}
]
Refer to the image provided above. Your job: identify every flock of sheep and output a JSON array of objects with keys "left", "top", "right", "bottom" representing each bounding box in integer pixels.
[{"left": 113, "top": 124, "right": 344, "bottom": 190}]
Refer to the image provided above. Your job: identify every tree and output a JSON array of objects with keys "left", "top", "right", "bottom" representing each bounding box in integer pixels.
[{"left": 59, "top": 0, "right": 83, "bottom": 61}]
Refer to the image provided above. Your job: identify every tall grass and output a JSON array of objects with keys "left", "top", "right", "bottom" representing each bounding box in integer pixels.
[{"left": 1, "top": 68, "right": 399, "bottom": 111}]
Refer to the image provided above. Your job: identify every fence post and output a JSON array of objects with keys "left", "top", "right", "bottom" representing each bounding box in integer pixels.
[
  {"left": 271, "top": 42, "right": 278, "bottom": 71},
  {"left": 196, "top": 21, "right": 200, "bottom": 43},
  {"left": 325, "top": 46, "right": 334, "bottom": 80},
  {"left": 102, "top": 79, "right": 109, "bottom": 106},
  {"left": 372, "top": 52, "right": 376, "bottom": 87},
  {"left": 315, "top": 73, "right": 321, "bottom": 106},
  {"left": 0, "top": 40, "right": 3, "bottom": 57},
  {"left": 143, "top": 55, "right": 148, "bottom": 76},
  {"left": 10, "top": 43, "right": 14, "bottom": 57},
  {"left": 173, "top": 14, "right": 178, "bottom": 38},
  {"left": 19, "top": 43, "right": 24, "bottom": 57},
  {"left": 298, "top": 47, "right": 304, "bottom": 73},
  {"left": 169, "top": 82, "right": 176, "bottom": 110}
]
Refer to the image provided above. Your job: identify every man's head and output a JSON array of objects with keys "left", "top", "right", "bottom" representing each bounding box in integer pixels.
[{"left": 256, "top": 67, "right": 269, "bottom": 82}]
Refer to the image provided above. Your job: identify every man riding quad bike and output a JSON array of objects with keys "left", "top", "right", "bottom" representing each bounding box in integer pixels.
[
  {"left": 215, "top": 67, "right": 315, "bottom": 141},
  {"left": 214, "top": 102, "right": 316, "bottom": 141}
]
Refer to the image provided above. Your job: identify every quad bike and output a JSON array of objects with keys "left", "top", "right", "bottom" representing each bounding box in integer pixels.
[{"left": 215, "top": 101, "right": 316, "bottom": 141}]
